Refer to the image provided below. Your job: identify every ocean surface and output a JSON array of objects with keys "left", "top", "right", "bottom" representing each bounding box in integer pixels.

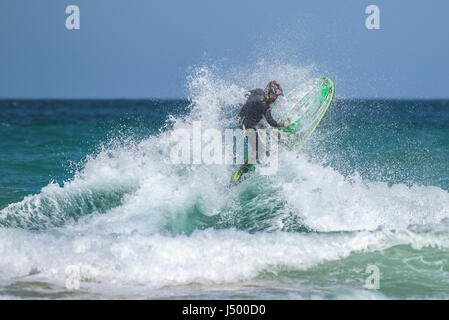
[{"left": 1, "top": 88, "right": 449, "bottom": 299}]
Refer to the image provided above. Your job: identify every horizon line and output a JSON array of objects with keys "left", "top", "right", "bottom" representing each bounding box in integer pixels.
[{"left": 1, "top": 97, "right": 449, "bottom": 102}]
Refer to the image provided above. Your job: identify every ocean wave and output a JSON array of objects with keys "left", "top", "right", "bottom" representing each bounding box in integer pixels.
[{"left": 1, "top": 64, "right": 449, "bottom": 298}]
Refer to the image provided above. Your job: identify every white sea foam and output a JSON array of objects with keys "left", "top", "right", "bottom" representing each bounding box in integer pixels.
[{"left": 1, "top": 226, "right": 449, "bottom": 292}]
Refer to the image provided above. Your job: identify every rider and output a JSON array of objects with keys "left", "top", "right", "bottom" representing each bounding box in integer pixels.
[
  {"left": 237, "top": 80, "right": 286, "bottom": 171},
  {"left": 238, "top": 80, "right": 285, "bottom": 131}
]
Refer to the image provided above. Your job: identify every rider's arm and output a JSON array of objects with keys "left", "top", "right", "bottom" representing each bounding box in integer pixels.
[{"left": 265, "top": 108, "right": 284, "bottom": 128}]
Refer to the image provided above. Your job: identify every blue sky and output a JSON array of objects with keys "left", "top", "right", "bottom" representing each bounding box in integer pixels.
[{"left": 0, "top": 0, "right": 448, "bottom": 99}]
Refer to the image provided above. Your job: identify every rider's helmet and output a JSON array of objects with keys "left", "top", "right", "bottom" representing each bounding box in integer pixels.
[{"left": 265, "top": 80, "right": 284, "bottom": 100}]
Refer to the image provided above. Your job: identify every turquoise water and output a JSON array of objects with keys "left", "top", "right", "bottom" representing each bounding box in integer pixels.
[{"left": 0, "top": 95, "right": 448, "bottom": 299}]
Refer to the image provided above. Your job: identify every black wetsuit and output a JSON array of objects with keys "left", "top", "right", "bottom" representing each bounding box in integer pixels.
[{"left": 238, "top": 89, "right": 283, "bottom": 129}]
